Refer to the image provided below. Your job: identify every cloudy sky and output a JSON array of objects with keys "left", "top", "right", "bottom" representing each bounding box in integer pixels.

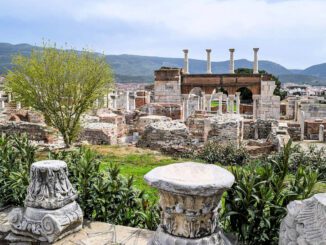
[{"left": 1, "top": 0, "right": 325, "bottom": 69}]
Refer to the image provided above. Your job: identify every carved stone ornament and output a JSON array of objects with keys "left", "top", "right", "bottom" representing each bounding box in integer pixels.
[
  {"left": 279, "top": 193, "right": 326, "bottom": 245},
  {"left": 7, "top": 160, "right": 83, "bottom": 243},
  {"left": 144, "top": 162, "right": 235, "bottom": 245},
  {"left": 25, "top": 160, "right": 78, "bottom": 209}
]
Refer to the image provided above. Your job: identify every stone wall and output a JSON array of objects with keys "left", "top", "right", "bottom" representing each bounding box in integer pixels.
[
  {"left": 137, "top": 120, "right": 192, "bottom": 154},
  {"left": 305, "top": 119, "right": 326, "bottom": 140},
  {"left": 135, "top": 115, "right": 171, "bottom": 135},
  {"left": 79, "top": 122, "right": 117, "bottom": 145},
  {"left": 154, "top": 68, "right": 182, "bottom": 104},
  {"left": 287, "top": 122, "right": 301, "bottom": 141},
  {"left": 300, "top": 103, "right": 326, "bottom": 119},
  {"left": 256, "top": 81, "right": 280, "bottom": 120},
  {"left": 206, "top": 114, "right": 243, "bottom": 146},
  {"left": 139, "top": 103, "right": 182, "bottom": 120},
  {"left": 0, "top": 122, "right": 57, "bottom": 143},
  {"left": 243, "top": 119, "right": 278, "bottom": 139}
]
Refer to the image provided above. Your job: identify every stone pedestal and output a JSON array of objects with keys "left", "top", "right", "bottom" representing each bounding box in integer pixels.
[
  {"left": 8, "top": 160, "right": 83, "bottom": 243},
  {"left": 145, "top": 162, "right": 234, "bottom": 245}
]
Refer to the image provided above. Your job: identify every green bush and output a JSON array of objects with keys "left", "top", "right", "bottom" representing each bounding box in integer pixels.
[
  {"left": 0, "top": 134, "right": 36, "bottom": 207},
  {"left": 197, "top": 141, "right": 249, "bottom": 165},
  {"left": 49, "top": 147, "right": 159, "bottom": 230},
  {"left": 289, "top": 144, "right": 326, "bottom": 181},
  {"left": 220, "top": 141, "right": 318, "bottom": 244}
]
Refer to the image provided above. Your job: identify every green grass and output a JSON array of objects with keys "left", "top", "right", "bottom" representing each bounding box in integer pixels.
[
  {"left": 89, "top": 145, "right": 190, "bottom": 201},
  {"left": 211, "top": 100, "right": 237, "bottom": 111},
  {"left": 84, "top": 145, "right": 326, "bottom": 201}
]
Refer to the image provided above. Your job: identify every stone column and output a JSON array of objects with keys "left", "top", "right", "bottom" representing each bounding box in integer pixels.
[
  {"left": 206, "top": 49, "right": 212, "bottom": 74},
  {"left": 145, "top": 162, "right": 234, "bottom": 245},
  {"left": 226, "top": 97, "right": 229, "bottom": 113},
  {"left": 1, "top": 100, "right": 5, "bottom": 110},
  {"left": 183, "top": 49, "right": 189, "bottom": 74},
  {"left": 9, "top": 160, "right": 83, "bottom": 243},
  {"left": 7, "top": 93, "right": 11, "bottom": 103},
  {"left": 236, "top": 92, "right": 241, "bottom": 114},
  {"left": 300, "top": 110, "right": 305, "bottom": 141},
  {"left": 252, "top": 95, "right": 260, "bottom": 120},
  {"left": 125, "top": 91, "right": 130, "bottom": 111},
  {"left": 253, "top": 48, "right": 259, "bottom": 74},
  {"left": 229, "top": 48, "right": 235, "bottom": 74},
  {"left": 217, "top": 92, "right": 223, "bottom": 115},
  {"left": 229, "top": 94, "right": 235, "bottom": 114},
  {"left": 16, "top": 101, "right": 21, "bottom": 110},
  {"left": 319, "top": 124, "right": 324, "bottom": 142}
]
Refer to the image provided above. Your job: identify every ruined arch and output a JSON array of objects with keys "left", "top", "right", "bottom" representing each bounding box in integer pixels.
[
  {"left": 236, "top": 87, "right": 253, "bottom": 104},
  {"left": 186, "top": 87, "right": 204, "bottom": 118}
]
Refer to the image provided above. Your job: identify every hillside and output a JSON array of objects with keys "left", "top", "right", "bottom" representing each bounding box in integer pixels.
[{"left": 0, "top": 43, "right": 325, "bottom": 84}]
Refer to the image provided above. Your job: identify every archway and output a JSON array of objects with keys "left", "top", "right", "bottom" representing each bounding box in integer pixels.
[
  {"left": 186, "top": 87, "right": 204, "bottom": 118},
  {"left": 236, "top": 87, "right": 253, "bottom": 104}
]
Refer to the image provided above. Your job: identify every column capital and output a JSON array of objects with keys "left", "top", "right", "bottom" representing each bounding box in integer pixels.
[
  {"left": 253, "top": 48, "right": 259, "bottom": 52},
  {"left": 229, "top": 48, "right": 235, "bottom": 53},
  {"left": 183, "top": 49, "right": 189, "bottom": 54},
  {"left": 206, "top": 49, "right": 212, "bottom": 53}
]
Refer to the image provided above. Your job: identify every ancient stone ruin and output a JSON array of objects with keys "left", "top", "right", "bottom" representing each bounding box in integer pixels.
[
  {"left": 279, "top": 193, "right": 326, "bottom": 245},
  {"left": 145, "top": 162, "right": 235, "bottom": 245},
  {"left": 4, "top": 160, "right": 83, "bottom": 243}
]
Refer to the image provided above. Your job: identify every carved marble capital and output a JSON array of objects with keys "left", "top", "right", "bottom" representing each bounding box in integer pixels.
[
  {"left": 25, "top": 160, "right": 77, "bottom": 209},
  {"left": 145, "top": 162, "right": 234, "bottom": 244}
]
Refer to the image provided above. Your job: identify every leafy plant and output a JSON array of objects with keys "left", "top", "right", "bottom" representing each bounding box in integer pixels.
[
  {"left": 6, "top": 43, "right": 113, "bottom": 147},
  {"left": 289, "top": 144, "right": 326, "bottom": 181},
  {"left": 0, "top": 134, "right": 36, "bottom": 207},
  {"left": 220, "top": 140, "right": 319, "bottom": 244},
  {"left": 49, "top": 147, "right": 159, "bottom": 230},
  {"left": 197, "top": 141, "right": 249, "bottom": 165}
]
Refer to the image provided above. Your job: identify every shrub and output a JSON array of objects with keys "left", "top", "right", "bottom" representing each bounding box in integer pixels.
[
  {"left": 49, "top": 147, "right": 159, "bottom": 230},
  {"left": 197, "top": 141, "right": 249, "bottom": 165},
  {"left": 220, "top": 141, "right": 318, "bottom": 244},
  {"left": 0, "top": 134, "right": 36, "bottom": 207},
  {"left": 289, "top": 144, "right": 326, "bottom": 181}
]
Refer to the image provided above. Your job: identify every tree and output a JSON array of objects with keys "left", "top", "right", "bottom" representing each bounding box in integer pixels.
[
  {"left": 6, "top": 45, "right": 113, "bottom": 147},
  {"left": 235, "top": 68, "right": 287, "bottom": 100}
]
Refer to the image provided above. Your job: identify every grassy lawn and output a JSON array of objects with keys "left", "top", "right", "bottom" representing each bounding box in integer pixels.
[
  {"left": 88, "top": 145, "right": 191, "bottom": 201},
  {"left": 85, "top": 145, "right": 326, "bottom": 201}
]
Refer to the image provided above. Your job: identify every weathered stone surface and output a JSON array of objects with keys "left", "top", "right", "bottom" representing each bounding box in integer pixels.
[
  {"left": 279, "top": 193, "right": 326, "bottom": 245},
  {"left": 137, "top": 120, "right": 192, "bottom": 154},
  {"left": 9, "top": 202, "right": 83, "bottom": 243},
  {"left": 145, "top": 162, "right": 234, "bottom": 245},
  {"left": 55, "top": 221, "right": 154, "bottom": 245},
  {"left": 80, "top": 122, "right": 118, "bottom": 145},
  {"left": 25, "top": 160, "right": 77, "bottom": 209},
  {"left": 6, "top": 160, "right": 83, "bottom": 243},
  {"left": 145, "top": 162, "right": 234, "bottom": 196}
]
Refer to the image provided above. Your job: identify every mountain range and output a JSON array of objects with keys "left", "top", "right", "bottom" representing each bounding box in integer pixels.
[{"left": 1, "top": 43, "right": 326, "bottom": 85}]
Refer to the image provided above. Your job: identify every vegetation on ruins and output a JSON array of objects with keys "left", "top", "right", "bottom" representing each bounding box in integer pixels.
[
  {"left": 0, "top": 135, "right": 159, "bottom": 230},
  {"left": 0, "top": 134, "right": 36, "bottom": 207},
  {"left": 220, "top": 141, "right": 319, "bottom": 245},
  {"left": 288, "top": 144, "right": 326, "bottom": 181},
  {"left": 49, "top": 148, "right": 160, "bottom": 229},
  {"left": 5, "top": 44, "right": 113, "bottom": 147},
  {"left": 197, "top": 141, "right": 249, "bottom": 165},
  {"left": 235, "top": 68, "right": 287, "bottom": 100}
]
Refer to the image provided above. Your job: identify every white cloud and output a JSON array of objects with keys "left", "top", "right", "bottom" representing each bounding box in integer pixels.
[{"left": 70, "top": 0, "right": 326, "bottom": 39}]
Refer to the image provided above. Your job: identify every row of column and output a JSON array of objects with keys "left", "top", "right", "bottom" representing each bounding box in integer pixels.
[
  {"left": 183, "top": 48, "right": 259, "bottom": 74},
  {"left": 213, "top": 92, "right": 241, "bottom": 115}
]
